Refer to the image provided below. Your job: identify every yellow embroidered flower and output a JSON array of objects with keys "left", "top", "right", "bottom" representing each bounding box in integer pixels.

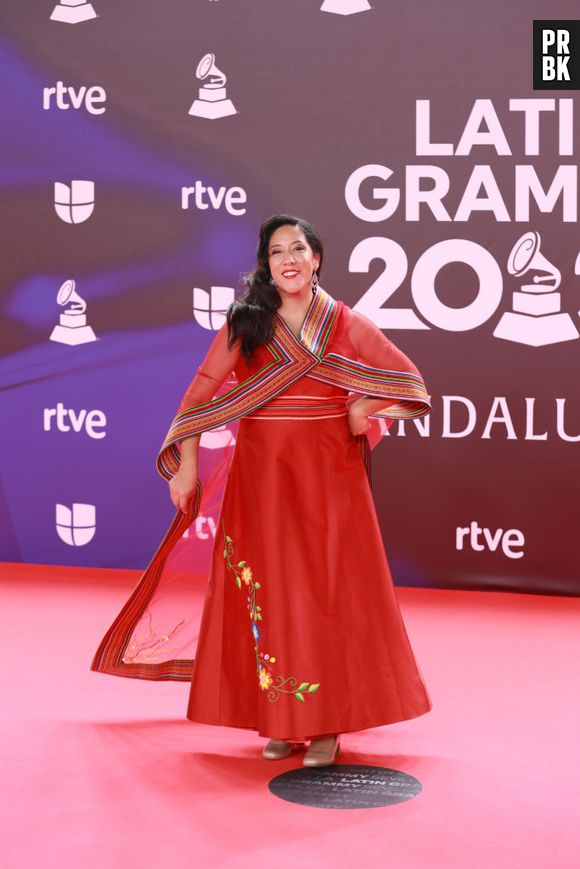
[
  {"left": 241, "top": 566, "right": 253, "bottom": 585},
  {"left": 258, "top": 666, "right": 273, "bottom": 691}
]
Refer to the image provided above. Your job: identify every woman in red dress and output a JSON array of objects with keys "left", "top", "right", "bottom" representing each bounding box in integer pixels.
[{"left": 91, "top": 215, "right": 432, "bottom": 767}]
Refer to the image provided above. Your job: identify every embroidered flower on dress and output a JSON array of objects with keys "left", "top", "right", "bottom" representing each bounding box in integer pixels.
[
  {"left": 222, "top": 521, "right": 320, "bottom": 704},
  {"left": 258, "top": 667, "right": 273, "bottom": 691}
]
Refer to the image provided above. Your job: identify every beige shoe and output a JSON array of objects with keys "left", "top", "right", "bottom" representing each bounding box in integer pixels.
[
  {"left": 262, "top": 739, "right": 305, "bottom": 760},
  {"left": 302, "top": 735, "right": 341, "bottom": 767}
]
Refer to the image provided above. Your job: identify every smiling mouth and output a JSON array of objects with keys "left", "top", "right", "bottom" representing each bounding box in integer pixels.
[{"left": 282, "top": 270, "right": 300, "bottom": 277}]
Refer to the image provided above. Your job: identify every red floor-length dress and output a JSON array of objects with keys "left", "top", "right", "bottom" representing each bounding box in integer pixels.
[{"left": 91, "top": 286, "right": 432, "bottom": 740}]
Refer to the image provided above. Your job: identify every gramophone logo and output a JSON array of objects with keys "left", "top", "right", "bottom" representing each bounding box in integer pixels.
[
  {"left": 50, "top": 0, "right": 97, "bottom": 24},
  {"left": 50, "top": 279, "right": 97, "bottom": 346},
  {"left": 55, "top": 503, "right": 96, "bottom": 547},
  {"left": 54, "top": 180, "right": 95, "bottom": 224},
  {"left": 493, "top": 231, "right": 579, "bottom": 346},
  {"left": 189, "top": 53, "right": 236, "bottom": 119},
  {"left": 321, "top": 0, "right": 371, "bottom": 15},
  {"left": 193, "top": 285, "right": 235, "bottom": 330}
]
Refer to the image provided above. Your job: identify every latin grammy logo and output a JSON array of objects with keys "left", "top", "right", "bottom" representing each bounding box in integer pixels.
[
  {"left": 320, "top": 0, "right": 371, "bottom": 15},
  {"left": 50, "top": 279, "right": 98, "bottom": 346},
  {"left": 54, "top": 180, "right": 95, "bottom": 224},
  {"left": 50, "top": 0, "right": 97, "bottom": 24},
  {"left": 493, "top": 231, "right": 579, "bottom": 346},
  {"left": 189, "top": 53, "right": 236, "bottom": 119}
]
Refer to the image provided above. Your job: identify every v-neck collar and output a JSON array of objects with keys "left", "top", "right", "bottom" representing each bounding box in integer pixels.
[
  {"left": 273, "top": 285, "right": 339, "bottom": 357},
  {"left": 274, "top": 286, "right": 319, "bottom": 344}
]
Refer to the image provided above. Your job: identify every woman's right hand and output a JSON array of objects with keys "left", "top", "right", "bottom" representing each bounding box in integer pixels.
[{"left": 169, "top": 464, "right": 199, "bottom": 514}]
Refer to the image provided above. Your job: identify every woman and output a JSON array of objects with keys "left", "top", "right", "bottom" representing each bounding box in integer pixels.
[{"left": 91, "top": 214, "right": 432, "bottom": 767}]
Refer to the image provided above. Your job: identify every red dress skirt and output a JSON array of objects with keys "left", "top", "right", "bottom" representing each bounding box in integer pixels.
[{"left": 186, "top": 378, "right": 432, "bottom": 740}]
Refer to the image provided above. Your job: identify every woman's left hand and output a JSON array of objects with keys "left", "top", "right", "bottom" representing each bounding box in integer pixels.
[{"left": 347, "top": 404, "right": 371, "bottom": 436}]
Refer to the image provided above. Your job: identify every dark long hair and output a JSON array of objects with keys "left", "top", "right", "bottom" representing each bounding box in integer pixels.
[{"left": 226, "top": 214, "right": 324, "bottom": 362}]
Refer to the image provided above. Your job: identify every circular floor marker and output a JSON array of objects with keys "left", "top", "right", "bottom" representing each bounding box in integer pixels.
[{"left": 268, "top": 764, "right": 422, "bottom": 809}]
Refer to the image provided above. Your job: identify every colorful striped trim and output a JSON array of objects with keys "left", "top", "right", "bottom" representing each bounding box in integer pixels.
[
  {"left": 294, "top": 285, "right": 338, "bottom": 355},
  {"left": 310, "top": 354, "right": 431, "bottom": 419},
  {"left": 157, "top": 333, "right": 312, "bottom": 479},
  {"left": 90, "top": 483, "right": 203, "bottom": 681},
  {"left": 245, "top": 394, "right": 347, "bottom": 420},
  {"left": 156, "top": 287, "right": 339, "bottom": 480},
  {"left": 157, "top": 287, "right": 430, "bottom": 481}
]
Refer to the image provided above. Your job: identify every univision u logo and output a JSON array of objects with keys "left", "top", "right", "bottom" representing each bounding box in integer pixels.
[
  {"left": 54, "top": 180, "right": 95, "bottom": 223},
  {"left": 55, "top": 503, "right": 96, "bottom": 546},
  {"left": 193, "top": 286, "right": 235, "bottom": 330}
]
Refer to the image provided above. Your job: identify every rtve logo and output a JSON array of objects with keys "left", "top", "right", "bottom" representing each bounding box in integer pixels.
[
  {"left": 181, "top": 182, "right": 247, "bottom": 215},
  {"left": 534, "top": 21, "right": 580, "bottom": 89},
  {"left": 44, "top": 404, "right": 107, "bottom": 439},
  {"left": 43, "top": 81, "right": 107, "bottom": 114},
  {"left": 456, "top": 522, "right": 525, "bottom": 560},
  {"left": 182, "top": 516, "right": 218, "bottom": 540}
]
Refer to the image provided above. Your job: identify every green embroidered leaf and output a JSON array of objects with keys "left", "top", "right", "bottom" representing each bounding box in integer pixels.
[
  {"left": 295, "top": 692, "right": 305, "bottom": 702},
  {"left": 237, "top": 560, "right": 246, "bottom": 567},
  {"left": 235, "top": 576, "right": 241, "bottom": 589},
  {"left": 225, "top": 535, "right": 233, "bottom": 543},
  {"left": 297, "top": 682, "right": 309, "bottom": 691},
  {"left": 257, "top": 613, "right": 262, "bottom": 620},
  {"left": 223, "top": 549, "right": 227, "bottom": 557},
  {"left": 254, "top": 582, "right": 261, "bottom": 589},
  {"left": 256, "top": 606, "right": 261, "bottom": 611},
  {"left": 308, "top": 684, "right": 320, "bottom": 693}
]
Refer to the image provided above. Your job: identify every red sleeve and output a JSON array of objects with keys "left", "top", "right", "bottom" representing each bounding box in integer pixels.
[
  {"left": 347, "top": 310, "right": 415, "bottom": 415},
  {"left": 177, "top": 322, "right": 241, "bottom": 414},
  {"left": 347, "top": 310, "right": 423, "bottom": 380}
]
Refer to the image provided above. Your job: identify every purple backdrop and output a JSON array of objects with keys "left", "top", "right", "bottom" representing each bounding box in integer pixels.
[{"left": 1, "top": 0, "right": 579, "bottom": 595}]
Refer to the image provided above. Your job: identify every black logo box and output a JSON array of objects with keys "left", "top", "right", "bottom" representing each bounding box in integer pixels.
[{"left": 533, "top": 20, "right": 580, "bottom": 89}]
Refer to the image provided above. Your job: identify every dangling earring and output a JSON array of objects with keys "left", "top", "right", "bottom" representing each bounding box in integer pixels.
[
  {"left": 269, "top": 277, "right": 278, "bottom": 289},
  {"left": 311, "top": 271, "right": 319, "bottom": 290}
]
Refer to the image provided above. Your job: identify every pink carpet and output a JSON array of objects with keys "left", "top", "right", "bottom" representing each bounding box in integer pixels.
[{"left": 1, "top": 562, "right": 578, "bottom": 869}]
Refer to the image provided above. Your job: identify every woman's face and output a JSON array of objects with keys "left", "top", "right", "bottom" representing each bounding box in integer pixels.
[{"left": 267, "top": 224, "right": 320, "bottom": 296}]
